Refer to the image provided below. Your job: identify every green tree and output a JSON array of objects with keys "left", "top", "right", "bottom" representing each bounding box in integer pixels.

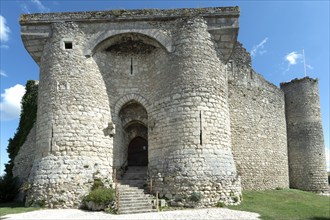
[{"left": 0, "top": 80, "right": 38, "bottom": 202}]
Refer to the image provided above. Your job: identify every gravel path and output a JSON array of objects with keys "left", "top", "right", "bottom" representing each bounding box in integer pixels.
[{"left": 3, "top": 208, "right": 260, "bottom": 220}]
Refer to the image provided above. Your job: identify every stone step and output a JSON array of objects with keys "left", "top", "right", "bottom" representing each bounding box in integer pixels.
[
  {"left": 120, "top": 197, "right": 151, "bottom": 202},
  {"left": 119, "top": 195, "right": 150, "bottom": 200},
  {"left": 120, "top": 194, "right": 151, "bottom": 199},
  {"left": 116, "top": 166, "right": 153, "bottom": 215},
  {"left": 119, "top": 180, "right": 146, "bottom": 185},
  {"left": 119, "top": 192, "right": 149, "bottom": 197},
  {"left": 118, "top": 188, "right": 147, "bottom": 193},
  {"left": 118, "top": 186, "right": 145, "bottom": 191},
  {"left": 119, "top": 184, "right": 146, "bottom": 189},
  {"left": 119, "top": 208, "right": 155, "bottom": 214},
  {"left": 119, "top": 202, "right": 151, "bottom": 207},
  {"left": 119, "top": 192, "right": 151, "bottom": 197},
  {"left": 119, "top": 206, "right": 152, "bottom": 212},
  {"left": 120, "top": 192, "right": 151, "bottom": 197},
  {"left": 118, "top": 185, "right": 146, "bottom": 190},
  {"left": 119, "top": 200, "right": 151, "bottom": 206},
  {"left": 119, "top": 203, "right": 152, "bottom": 210}
]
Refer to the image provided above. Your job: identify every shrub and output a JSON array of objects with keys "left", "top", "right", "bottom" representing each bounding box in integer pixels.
[
  {"left": 105, "top": 207, "right": 117, "bottom": 214},
  {"left": 91, "top": 179, "right": 104, "bottom": 190},
  {"left": 83, "top": 188, "right": 115, "bottom": 211},
  {"left": 84, "top": 188, "right": 115, "bottom": 204},
  {"left": 217, "top": 201, "right": 226, "bottom": 207},
  {"left": 189, "top": 191, "right": 203, "bottom": 202},
  {"left": 35, "top": 199, "right": 46, "bottom": 208}
]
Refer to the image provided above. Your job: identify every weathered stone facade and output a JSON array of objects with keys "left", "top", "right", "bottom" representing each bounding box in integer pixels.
[
  {"left": 281, "top": 78, "right": 329, "bottom": 192},
  {"left": 13, "top": 7, "right": 328, "bottom": 208},
  {"left": 228, "top": 42, "right": 289, "bottom": 190}
]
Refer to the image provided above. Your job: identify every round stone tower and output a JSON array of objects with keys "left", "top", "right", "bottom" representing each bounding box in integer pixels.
[
  {"left": 148, "top": 17, "right": 241, "bottom": 206},
  {"left": 281, "top": 77, "right": 328, "bottom": 192},
  {"left": 25, "top": 22, "right": 114, "bottom": 207}
]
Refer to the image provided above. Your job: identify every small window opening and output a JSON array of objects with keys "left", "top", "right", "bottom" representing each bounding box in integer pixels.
[
  {"left": 200, "top": 111, "right": 203, "bottom": 145},
  {"left": 130, "top": 57, "right": 133, "bottom": 75},
  {"left": 64, "top": 41, "right": 73, "bottom": 49}
]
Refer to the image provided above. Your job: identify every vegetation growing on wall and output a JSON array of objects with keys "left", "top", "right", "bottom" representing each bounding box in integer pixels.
[{"left": 0, "top": 80, "right": 38, "bottom": 202}]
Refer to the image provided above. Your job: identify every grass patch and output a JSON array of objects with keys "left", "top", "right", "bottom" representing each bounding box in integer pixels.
[
  {"left": 0, "top": 202, "right": 40, "bottom": 217},
  {"left": 228, "top": 189, "right": 330, "bottom": 220}
]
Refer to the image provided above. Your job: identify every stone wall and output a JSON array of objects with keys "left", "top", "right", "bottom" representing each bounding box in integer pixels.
[
  {"left": 281, "top": 78, "right": 328, "bottom": 192},
  {"left": 13, "top": 124, "right": 36, "bottom": 201},
  {"left": 26, "top": 21, "right": 114, "bottom": 208},
  {"left": 21, "top": 8, "right": 242, "bottom": 208},
  {"left": 91, "top": 16, "right": 241, "bottom": 206},
  {"left": 228, "top": 42, "right": 289, "bottom": 190},
  {"left": 17, "top": 7, "right": 328, "bottom": 209},
  {"left": 146, "top": 17, "right": 241, "bottom": 206}
]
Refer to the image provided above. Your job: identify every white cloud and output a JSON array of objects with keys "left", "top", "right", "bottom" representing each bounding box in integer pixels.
[
  {"left": 31, "top": 0, "right": 50, "bottom": 13},
  {"left": 283, "top": 51, "right": 313, "bottom": 73},
  {"left": 0, "top": 84, "right": 26, "bottom": 121},
  {"left": 21, "top": 4, "right": 31, "bottom": 14},
  {"left": 20, "top": 0, "right": 50, "bottom": 14},
  {"left": 251, "top": 37, "right": 268, "bottom": 57},
  {"left": 285, "top": 51, "right": 301, "bottom": 65},
  {"left": 0, "top": 70, "right": 7, "bottom": 77},
  {"left": 306, "top": 64, "right": 313, "bottom": 70},
  {"left": 0, "top": 15, "right": 10, "bottom": 43}
]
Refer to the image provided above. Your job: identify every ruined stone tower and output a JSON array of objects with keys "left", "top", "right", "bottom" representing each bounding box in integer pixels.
[
  {"left": 281, "top": 78, "right": 328, "bottom": 192},
  {"left": 13, "top": 7, "right": 328, "bottom": 208}
]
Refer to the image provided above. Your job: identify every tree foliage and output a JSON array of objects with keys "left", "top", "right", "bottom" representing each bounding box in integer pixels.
[{"left": 0, "top": 80, "right": 38, "bottom": 202}]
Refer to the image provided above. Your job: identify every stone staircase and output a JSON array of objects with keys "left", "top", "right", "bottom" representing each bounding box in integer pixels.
[{"left": 117, "top": 166, "right": 155, "bottom": 214}]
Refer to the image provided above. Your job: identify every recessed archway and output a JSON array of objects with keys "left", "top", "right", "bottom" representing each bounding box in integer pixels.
[
  {"left": 118, "top": 101, "right": 148, "bottom": 169},
  {"left": 128, "top": 136, "right": 148, "bottom": 166},
  {"left": 83, "top": 29, "right": 173, "bottom": 57}
]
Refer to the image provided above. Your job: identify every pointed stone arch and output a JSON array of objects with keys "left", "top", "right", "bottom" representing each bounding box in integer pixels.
[{"left": 114, "top": 94, "right": 151, "bottom": 117}]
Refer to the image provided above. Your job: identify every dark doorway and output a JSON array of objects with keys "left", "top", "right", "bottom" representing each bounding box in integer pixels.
[{"left": 128, "top": 137, "right": 148, "bottom": 166}]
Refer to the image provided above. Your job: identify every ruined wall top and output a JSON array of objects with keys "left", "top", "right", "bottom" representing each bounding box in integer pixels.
[
  {"left": 230, "top": 41, "right": 252, "bottom": 67},
  {"left": 20, "top": 7, "right": 239, "bottom": 23},
  {"left": 280, "top": 76, "right": 318, "bottom": 88}
]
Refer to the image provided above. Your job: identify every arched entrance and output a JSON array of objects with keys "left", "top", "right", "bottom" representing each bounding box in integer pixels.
[
  {"left": 128, "top": 137, "right": 148, "bottom": 166},
  {"left": 118, "top": 101, "right": 148, "bottom": 169}
]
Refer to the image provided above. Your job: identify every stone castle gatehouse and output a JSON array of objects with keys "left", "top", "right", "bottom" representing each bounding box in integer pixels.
[{"left": 13, "top": 7, "right": 328, "bottom": 208}]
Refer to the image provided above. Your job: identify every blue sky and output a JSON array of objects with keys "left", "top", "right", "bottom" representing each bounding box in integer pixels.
[{"left": 0, "top": 1, "right": 329, "bottom": 175}]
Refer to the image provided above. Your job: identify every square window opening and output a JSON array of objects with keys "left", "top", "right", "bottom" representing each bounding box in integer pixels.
[{"left": 64, "top": 41, "right": 73, "bottom": 49}]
